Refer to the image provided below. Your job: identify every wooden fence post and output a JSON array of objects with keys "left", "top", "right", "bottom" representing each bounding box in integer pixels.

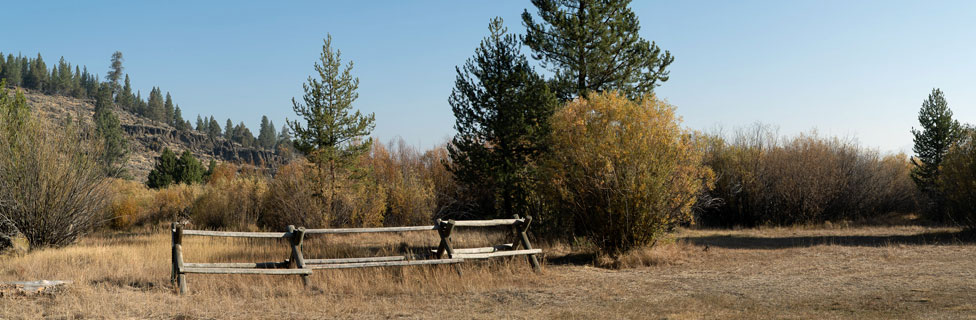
[
  {"left": 516, "top": 216, "right": 541, "bottom": 272},
  {"left": 508, "top": 214, "right": 523, "bottom": 251},
  {"left": 171, "top": 222, "right": 178, "bottom": 284},
  {"left": 174, "top": 223, "right": 188, "bottom": 295},
  {"left": 287, "top": 225, "right": 310, "bottom": 287},
  {"left": 435, "top": 220, "right": 457, "bottom": 259}
]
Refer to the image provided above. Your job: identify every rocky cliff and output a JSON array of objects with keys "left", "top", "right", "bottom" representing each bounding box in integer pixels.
[{"left": 23, "top": 91, "right": 279, "bottom": 180}]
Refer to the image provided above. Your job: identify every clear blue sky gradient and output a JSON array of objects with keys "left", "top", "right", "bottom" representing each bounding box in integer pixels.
[{"left": 4, "top": 1, "right": 974, "bottom": 153}]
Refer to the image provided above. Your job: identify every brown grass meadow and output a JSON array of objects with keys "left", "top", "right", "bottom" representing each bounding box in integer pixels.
[{"left": 2, "top": 224, "right": 976, "bottom": 319}]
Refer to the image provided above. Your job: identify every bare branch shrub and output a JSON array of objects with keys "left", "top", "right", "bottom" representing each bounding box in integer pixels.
[
  {"left": 0, "top": 86, "right": 110, "bottom": 248},
  {"left": 700, "top": 125, "right": 919, "bottom": 226}
]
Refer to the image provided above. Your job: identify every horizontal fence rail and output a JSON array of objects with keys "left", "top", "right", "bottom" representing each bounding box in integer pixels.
[{"left": 170, "top": 216, "right": 542, "bottom": 295}]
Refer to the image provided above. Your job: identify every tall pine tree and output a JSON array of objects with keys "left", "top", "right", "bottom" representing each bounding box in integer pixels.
[
  {"left": 107, "top": 51, "right": 124, "bottom": 90},
  {"left": 147, "top": 87, "right": 165, "bottom": 122},
  {"left": 522, "top": 0, "right": 674, "bottom": 100},
  {"left": 164, "top": 92, "right": 175, "bottom": 125},
  {"left": 911, "top": 88, "right": 962, "bottom": 219},
  {"left": 258, "top": 115, "right": 277, "bottom": 149},
  {"left": 448, "top": 18, "right": 558, "bottom": 218},
  {"left": 289, "top": 34, "right": 375, "bottom": 212},
  {"left": 94, "top": 83, "right": 129, "bottom": 177}
]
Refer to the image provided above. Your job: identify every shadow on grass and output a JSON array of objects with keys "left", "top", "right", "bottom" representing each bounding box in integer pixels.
[
  {"left": 546, "top": 252, "right": 597, "bottom": 266},
  {"left": 683, "top": 229, "right": 976, "bottom": 250}
]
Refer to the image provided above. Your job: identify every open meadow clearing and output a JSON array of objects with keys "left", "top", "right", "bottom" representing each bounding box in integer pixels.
[{"left": 2, "top": 225, "right": 974, "bottom": 319}]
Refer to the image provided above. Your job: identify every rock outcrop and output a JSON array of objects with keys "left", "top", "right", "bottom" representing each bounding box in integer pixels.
[{"left": 24, "top": 91, "right": 279, "bottom": 180}]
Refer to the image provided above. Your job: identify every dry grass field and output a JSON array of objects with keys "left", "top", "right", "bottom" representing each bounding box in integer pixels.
[{"left": 1, "top": 225, "right": 975, "bottom": 319}]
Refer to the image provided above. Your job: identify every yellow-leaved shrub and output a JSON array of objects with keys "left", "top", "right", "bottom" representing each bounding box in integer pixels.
[{"left": 542, "top": 91, "right": 713, "bottom": 254}]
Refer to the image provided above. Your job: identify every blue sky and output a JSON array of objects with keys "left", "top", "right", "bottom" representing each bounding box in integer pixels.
[{"left": 4, "top": 1, "right": 974, "bottom": 153}]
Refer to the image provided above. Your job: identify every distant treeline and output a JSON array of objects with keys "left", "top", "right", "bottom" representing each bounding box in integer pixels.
[{"left": 0, "top": 51, "right": 285, "bottom": 151}]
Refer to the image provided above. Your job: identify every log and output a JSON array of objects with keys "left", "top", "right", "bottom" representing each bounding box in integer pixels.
[
  {"left": 182, "top": 230, "right": 290, "bottom": 238},
  {"left": 304, "top": 225, "right": 437, "bottom": 234},
  {"left": 430, "top": 244, "right": 514, "bottom": 254},
  {"left": 183, "top": 262, "right": 288, "bottom": 268},
  {"left": 452, "top": 219, "right": 524, "bottom": 227},
  {"left": 305, "top": 256, "right": 406, "bottom": 264},
  {"left": 182, "top": 267, "right": 313, "bottom": 275},
  {"left": 453, "top": 249, "right": 542, "bottom": 259},
  {"left": 309, "top": 258, "right": 464, "bottom": 269}
]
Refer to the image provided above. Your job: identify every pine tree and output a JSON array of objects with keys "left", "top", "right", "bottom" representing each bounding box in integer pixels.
[
  {"left": 207, "top": 116, "right": 221, "bottom": 139},
  {"left": 164, "top": 92, "right": 175, "bottom": 125},
  {"left": 107, "top": 51, "right": 124, "bottom": 90},
  {"left": 289, "top": 34, "right": 376, "bottom": 211},
  {"left": 448, "top": 17, "right": 559, "bottom": 218},
  {"left": 224, "top": 119, "right": 234, "bottom": 139},
  {"left": 94, "top": 83, "right": 129, "bottom": 177},
  {"left": 4, "top": 54, "right": 21, "bottom": 86},
  {"left": 147, "top": 87, "right": 165, "bottom": 122},
  {"left": 24, "top": 53, "right": 48, "bottom": 91},
  {"left": 146, "top": 148, "right": 179, "bottom": 189},
  {"left": 173, "top": 105, "right": 186, "bottom": 131},
  {"left": 911, "top": 88, "right": 962, "bottom": 219},
  {"left": 258, "top": 115, "right": 277, "bottom": 149},
  {"left": 196, "top": 115, "right": 205, "bottom": 132},
  {"left": 118, "top": 74, "right": 133, "bottom": 110},
  {"left": 522, "top": 0, "right": 674, "bottom": 100},
  {"left": 277, "top": 123, "right": 292, "bottom": 151},
  {"left": 176, "top": 150, "right": 206, "bottom": 184}
]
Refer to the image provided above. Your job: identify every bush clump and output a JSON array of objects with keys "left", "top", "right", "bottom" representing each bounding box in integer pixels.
[
  {"left": 0, "top": 84, "right": 110, "bottom": 248},
  {"left": 939, "top": 128, "right": 976, "bottom": 229},
  {"left": 699, "top": 125, "right": 919, "bottom": 226},
  {"left": 541, "top": 92, "right": 713, "bottom": 254}
]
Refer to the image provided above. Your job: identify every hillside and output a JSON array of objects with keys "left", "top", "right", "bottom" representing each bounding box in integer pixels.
[{"left": 23, "top": 90, "right": 279, "bottom": 180}]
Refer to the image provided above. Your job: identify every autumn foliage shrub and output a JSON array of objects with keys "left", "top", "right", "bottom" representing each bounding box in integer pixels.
[
  {"left": 699, "top": 125, "right": 919, "bottom": 226},
  {"left": 190, "top": 163, "right": 267, "bottom": 230},
  {"left": 370, "top": 139, "right": 437, "bottom": 226},
  {"left": 541, "top": 92, "right": 713, "bottom": 254},
  {"left": 106, "top": 179, "right": 154, "bottom": 229},
  {"left": 259, "top": 159, "right": 327, "bottom": 230},
  {"left": 938, "top": 128, "right": 976, "bottom": 229}
]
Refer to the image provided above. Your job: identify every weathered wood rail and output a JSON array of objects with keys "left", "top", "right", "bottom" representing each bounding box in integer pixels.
[{"left": 170, "top": 215, "right": 542, "bottom": 295}]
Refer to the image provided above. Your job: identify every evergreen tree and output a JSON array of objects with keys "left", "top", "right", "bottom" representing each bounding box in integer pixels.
[
  {"left": 146, "top": 148, "right": 179, "bottom": 189},
  {"left": 173, "top": 105, "right": 186, "bottom": 131},
  {"left": 448, "top": 18, "right": 559, "bottom": 218},
  {"left": 176, "top": 150, "right": 206, "bottom": 184},
  {"left": 24, "top": 53, "right": 47, "bottom": 91},
  {"left": 207, "top": 116, "right": 221, "bottom": 139},
  {"left": 277, "top": 123, "right": 293, "bottom": 152},
  {"left": 225, "top": 118, "right": 234, "bottom": 139},
  {"left": 196, "top": 115, "right": 206, "bottom": 132},
  {"left": 147, "top": 87, "right": 165, "bottom": 122},
  {"left": 911, "top": 88, "right": 962, "bottom": 219},
  {"left": 57, "top": 57, "right": 71, "bottom": 94},
  {"left": 107, "top": 51, "right": 124, "bottom": 89},
  {"left": 118, "top": 74, "right": 133, "bottom": 110},
  {"left": 71, "top": 65, "right": 85, "bottom": 98},
  {"left": 204, "top": 158, "right": 217, "bottom": 182},
  {"left": 164, "top": 92, "right": 175, "bottom": 125},
  {"left": 4, "top": 54, "right": 21, "bottom": 86},
  {"left": 94, "top": 83, "right": 129, "bottom": 177},
  {"left": 289, "top": 34, "right": 376, "bottom": 210},
  {"left": 258, "top": 115, "right": 277, "bottom": 149},
  {"left": 522, "top": 0, "right": 674, "bottom": 100},
  {"left": 146, "top": 148, "right": 207, "bottom": 189}
]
